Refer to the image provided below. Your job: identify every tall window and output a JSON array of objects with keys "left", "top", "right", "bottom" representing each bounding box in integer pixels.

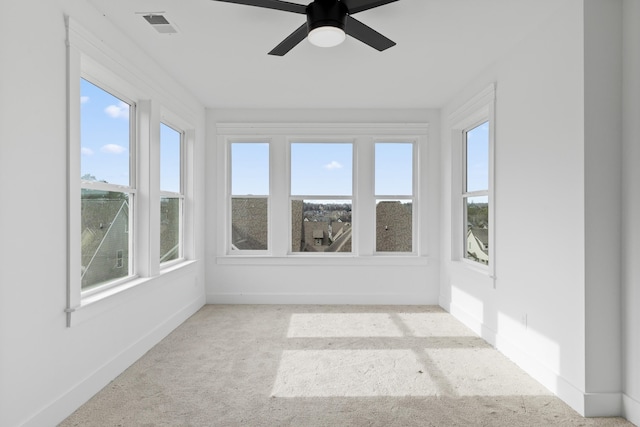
[
  {"left": 290, "top": 143, "right": 353, "bottom": 253},
  {"left": 80, "top": 78, "right": 135, "bottom": 290},
  {"left": 375, "top": 142, "right": 414, "bottom": 253},
  {"left": 230, "top": 142, "right": 269, "bottom": 252},
  {"left": 463, "top": 122, "right": 490, "bottom": 265},
  {"left": 160, "top": 123, "right": 183, "bottom": 264}
]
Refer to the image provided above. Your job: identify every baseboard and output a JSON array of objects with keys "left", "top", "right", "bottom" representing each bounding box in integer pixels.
[
  {"left": 448, "top": 301, "right": 495, "bottom": 343},
  {"left": 22, "top": 295, "right": 205, "bottom": 427},
  {"left": 207, "top": 292, "right": 436, "bottom": 305},
  {"left": 438, "top": 295, "right": 451, "bottom": 312},
  {"left": 583, "top": 392, "right": 623, "bottom": 417},
  {"left": 447, "top": 301, "right": 593, "bottom": 418},
  {"left": 623, "top": 393, "right": 640, "bottom": 426}
]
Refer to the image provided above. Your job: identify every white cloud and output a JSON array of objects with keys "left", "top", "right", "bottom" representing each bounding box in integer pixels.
[
  {"left": 324, "top": 161, "right": 343, "bottom": 170},
  {"left": 80, "top": 96, "right": 90, "bottom": 104},
  {"left": 100, "top": 144, "right": 126, "bottom": 154},
  {"left": 104, "top": 101, "right": 130, "bottom": 119},
  {"left": 81, "top": 147, "right": 94, "bottom": 156}
]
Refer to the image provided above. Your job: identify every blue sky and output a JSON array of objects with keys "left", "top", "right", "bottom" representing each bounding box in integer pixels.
[
  {"left": 291, "top": 143, "right": 353, "bottom": 196},
  {"left": 375, "top": 143, "right": 413, "bottom": 195},
  {"left": 231, "top": 143, "right": 270, "bottom": 195},
  {"left": 160, "top": 124, "right": 181, "bottom": 193},
  {"left": 81, "top": 79, "right": 181, "bottom": 192},
  {"left": 81, "top": 80, "right": 484, "bottom": 198},
  {"left": 466, "top": 121, "right": 489, "bottom": 193},
  {"left": 232, "top": 142, "right": 416, "bottom": 197}
]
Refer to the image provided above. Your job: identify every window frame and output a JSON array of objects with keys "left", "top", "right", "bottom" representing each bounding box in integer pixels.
[
  {"left": 216, "top": 123, "right": 429, "bottom": 264},
  {"left": 289, "top": 140, "right": 355, "bottom": 256},
  {"left": 373, "top": 140, "right": 417, "bottom": 255},
  {"left": 79, "top": 76, "right": 138, "bottom": 298},
  {"left": 66, "top": 17, "right": 197, "bottom": 326},
  {"left": 227, "top": 139, "right": 272, "bottom": 255},
  {"left": 449, "top": 84, "right": 496, "bottom": 279},
  {"left": 462, "top": 121, "right": 490, "bottom": 266},
  {"left": 159, "top": 121, "right": 186, "bottom": 267}
]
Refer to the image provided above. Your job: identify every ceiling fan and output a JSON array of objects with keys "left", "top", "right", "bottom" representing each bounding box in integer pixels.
[{"left": 211, "top": 0, "right": 398, "bottom": 56}]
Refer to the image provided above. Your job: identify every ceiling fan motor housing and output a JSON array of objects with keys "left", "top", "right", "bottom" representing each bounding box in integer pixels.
[{"left": 306, "top": 0, "right": 348, "bottom": 33}]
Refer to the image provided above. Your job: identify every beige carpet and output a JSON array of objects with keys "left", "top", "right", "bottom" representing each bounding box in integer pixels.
[{"left": 61, "top": 305, "right": 633, "bottom": 426}]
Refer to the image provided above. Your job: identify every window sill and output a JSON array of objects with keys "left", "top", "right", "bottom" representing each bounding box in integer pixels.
[
  {"left": 68, "top": 259, "right": 198, "bottom": 327},
  {"left": 216, "top": 255, "right": 429, "bottom": 267}
]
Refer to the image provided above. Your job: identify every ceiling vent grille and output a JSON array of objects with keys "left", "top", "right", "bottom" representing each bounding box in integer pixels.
[{"left": 143, "top": 14, "right": 178, "bottom": 34}]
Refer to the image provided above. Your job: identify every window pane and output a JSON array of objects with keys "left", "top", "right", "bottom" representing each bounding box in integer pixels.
[
  {"left": 291, "top": 143, "right": 352, "bottom": 196},
  {"left": 160, "top": 123, "right": 181, "bottom": 193},
  {"left": 161, "top": 197, "right": 181, "bottom": 262},
  {"left": 376, "top": 200, "right": 412, "bottom": 252},
  {"left": 465, "top": 121, "right": 489, "bottom": 193},
  {"left": 80, "top": 79, "right": 131, "bottom": 186},
  {"left": 81, "top": 189, "right": 130, "bottom": 289},
  {"left": 291, "top": 200, "right": 352, "bottom": 253},
  {"left": 375, "top": 143, "right": 413, "bottom": 196},
  {"left": 231, "top": 198, "right": 268, "bottom": 250},
  {"left": 465, "top": 195, "right": 489, "bottom": 265},
  {"left": 232, "top": 143, "right": 269, "bottom": 195}
]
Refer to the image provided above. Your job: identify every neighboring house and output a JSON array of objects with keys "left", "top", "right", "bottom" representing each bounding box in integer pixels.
[
  {"left": 376, "top": 201, "right": 412, "bottom": 252},
  {"left": 467, "top": 227, "right": 489, "bottom": 265},
  {"left": 231, "top": 198, "right": 268, "bottom": 250},
  {"left": 81, "top": 199, "right": 129, "bottom": 288},
  {"left": 302, "top": 221, "right": 331, "bottom": 251}
]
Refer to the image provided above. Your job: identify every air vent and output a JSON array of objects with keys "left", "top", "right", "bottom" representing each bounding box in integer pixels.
[{"left": 142, "top": 14, "right": 178, "bottom": 34}]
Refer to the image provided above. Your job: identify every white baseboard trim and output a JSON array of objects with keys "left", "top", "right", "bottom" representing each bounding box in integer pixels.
[
  {"left": 583, "top": 392, "right": 623, "bottom": 417},
  {"left": 207, "top": 292, "right": 437, "bottom": 305},
  {"left": 22, "top": 295, "right": 205, "bottom": 427},
  {"left": 446, "top": 301, "right": 621, "bottom": 419},
  {"left": 623, "top": 393, "right": 640, "bottom": 426},
  {"left": 438, "top": 295, "right": 451, "bottom": 312}
]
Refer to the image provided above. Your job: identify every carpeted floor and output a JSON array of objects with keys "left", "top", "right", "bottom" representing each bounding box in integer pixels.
[{"left": 61, "top": 305, "right": 634, "bottom": 426}]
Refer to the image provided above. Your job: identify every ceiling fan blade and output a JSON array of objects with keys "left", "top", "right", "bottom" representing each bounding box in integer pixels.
[
  {"left": 341, "top": 0, "right": 398, "bottom": 14},
  {"left": 345, "top": 16, "right": 396, "bottom": 51},
  {"left": 268, "top": 23, "right": 308, "bottom": 56},
  {"left": 211, "top": 0, "right": 306, "bottom": 14}
]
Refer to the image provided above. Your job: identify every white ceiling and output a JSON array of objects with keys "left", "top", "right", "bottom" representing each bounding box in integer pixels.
[{"left": 86, "top": 0, "right": 562, "bottom": 109}]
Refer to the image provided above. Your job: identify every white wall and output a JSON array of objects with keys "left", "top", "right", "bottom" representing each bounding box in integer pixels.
[
  {"left": 440, "top": 0, "right": 638, "bottom": 420},
  {"left": 206, "top": 109, "right": 441, "bottom": 305},
  {"left": 583, "top": 0, "right": 623, "bottom": 414},
  {"left": 440, "top": 0, "right": 592, "bottom": 415},
  {"left": 621, "top": 0, "right": 640, "bottom": 423},
  {"left": 0, "top": 2, "right": 206, "bottom": 426}
]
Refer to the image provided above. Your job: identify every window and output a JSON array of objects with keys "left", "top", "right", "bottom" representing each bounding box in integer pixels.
[
  {"left": 450, "top": 83, "right": 495, "bottom": 273},
  {"left": 230, "top": 142, "right": 269, "bottom": 252},
  {"left": 67, "top": 19, "right": 197, "bottom": 326},
  {"left": 290, "top": 143, "right": 353, "bottom": 253},
  {"left": 375, "top": 142, "right": 414, "bottom": 253},
  {"left": 216, "top": 122, "right": 428, "bottom": 262},
  {"left": 463, "top": 122, "right": 489, "bottom": 265},
  {"left": 160, "top": 123, "right": 184, "bottom": 264},
  {"left": 80, "top": 78, "right": 135, "bottom": 290}
]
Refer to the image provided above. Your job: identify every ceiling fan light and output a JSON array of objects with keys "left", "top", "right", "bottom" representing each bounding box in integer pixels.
[{"left": 308, "top": 26, "right": 346, "bottom": 48}]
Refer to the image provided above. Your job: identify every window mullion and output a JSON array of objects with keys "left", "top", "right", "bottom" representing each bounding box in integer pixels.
[{"left": 136, "top": 99, "right": 160, "bottom": 277}]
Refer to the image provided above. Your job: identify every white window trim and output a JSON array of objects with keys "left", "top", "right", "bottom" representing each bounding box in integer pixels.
[
  {"left": 75, "top": 76, "right": 140, "bottom": 298},
  {"left": 289, "top": 139, "right": 356, "bottom": 256},
  {"left": 216, "top": 123, "right": 429, "bottom": 265},
  {"left": 373, "top": 140, "right": 418, "bottom": 255},
  {"left": 65, "top": 17, "right": 197, "bottom": 326},
  {"left": 159, "top": 122, "right": 186, "bottom": 267},
  {"left": 449, "top": 83, "right": 496, "bottom": 283},
  {"left": 227, "top": 139, "right": 272, "bottom": 255}
]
